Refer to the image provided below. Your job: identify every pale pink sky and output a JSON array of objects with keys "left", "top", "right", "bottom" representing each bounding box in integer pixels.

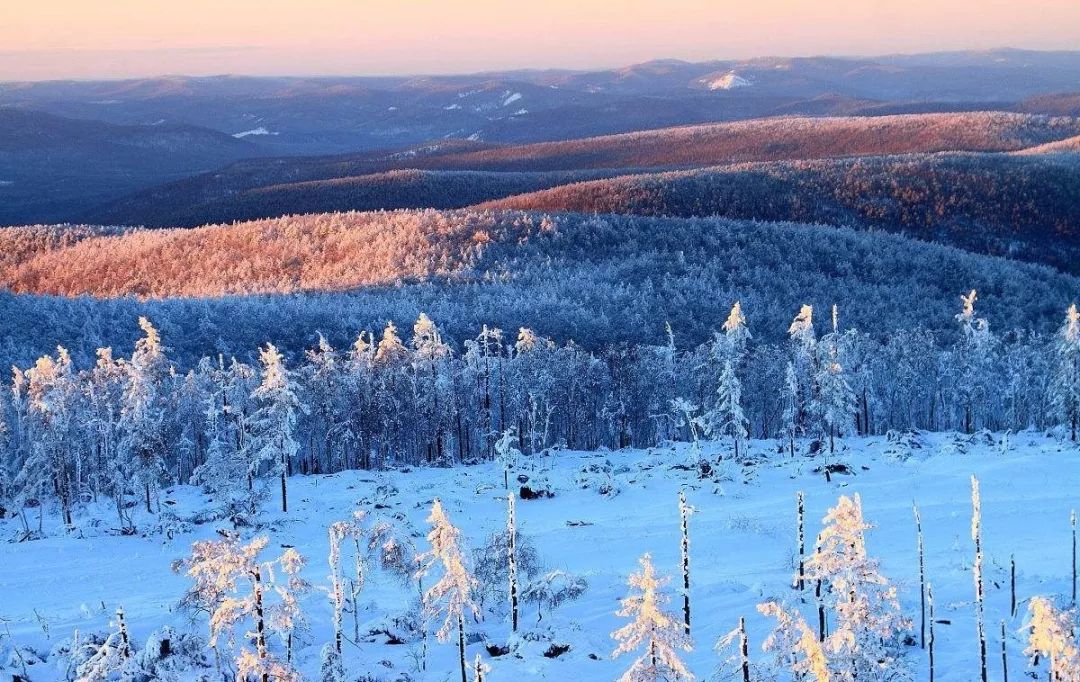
[{"left": 1, "top": 0, "right": 1079, "bottom": 81}]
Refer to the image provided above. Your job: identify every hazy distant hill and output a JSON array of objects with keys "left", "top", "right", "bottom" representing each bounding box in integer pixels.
[
  {"left": 0, "top": 108, "right": 263, "bottom": 225},
  {"left": 5, "top": 49, "right": 1080, "bottom": 156},
  {"left": 481, "top": 152, "right": 1080, "bottom": 273},
  {"left": 87, "top": 112, "right": 1080, "bottom": 227}
]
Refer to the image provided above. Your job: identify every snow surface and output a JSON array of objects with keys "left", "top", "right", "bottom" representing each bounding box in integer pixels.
[
  {"left": 1, "top": 432, "right": 1078, "bottom": 681},
  {"left": 503, "top": 92, "right": 523, "bottom": 106}
]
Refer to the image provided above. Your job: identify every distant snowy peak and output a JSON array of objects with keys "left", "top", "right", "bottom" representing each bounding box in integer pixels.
[
  {"left": 700, "top": 71, "right": 753, "bottom": 91},
  {"left": 232, "top": 127, "right": 278, "bottom": 138}
]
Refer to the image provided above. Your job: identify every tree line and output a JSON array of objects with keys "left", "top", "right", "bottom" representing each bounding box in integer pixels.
[{"left": 0, "top": 292, "right": 1078, "bottom": 533}]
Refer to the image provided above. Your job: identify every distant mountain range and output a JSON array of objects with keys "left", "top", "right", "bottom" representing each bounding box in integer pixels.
[
  {"left": 2, "top": 48, "right": 1080, "bottom": 226},
  {"left": 84, "top": 111, "right": 1080, "bottom": 227}
]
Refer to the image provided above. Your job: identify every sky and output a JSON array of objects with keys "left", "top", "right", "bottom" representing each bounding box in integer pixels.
[{"left": 2, "top": 0, "right": 1080, "bottom": 81}]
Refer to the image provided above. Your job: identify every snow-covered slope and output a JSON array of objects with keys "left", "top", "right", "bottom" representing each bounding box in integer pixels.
[
  {"left": 701, "top": 71, "right": 753, "bottom": 90},
  {"left": 1, "top": 432, "right": 1078, "bottom": 681}
]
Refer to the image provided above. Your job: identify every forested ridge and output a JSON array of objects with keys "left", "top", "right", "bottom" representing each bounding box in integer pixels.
[
  {"left": 0, "top": 210, "right": 1077, "bottom": 371},
  {"left": 84, "top": 112, "right": 1080, "bottom": 227},
  {"left": 481, "top": 152, "right": 1080, "bottom": 273}
]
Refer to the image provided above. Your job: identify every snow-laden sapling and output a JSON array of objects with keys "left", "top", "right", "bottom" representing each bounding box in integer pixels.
[
  {"left": 714, "top": 617, "right": 752, "bottom": 682},
  {"left": 494, "top": 428, "right": 521, "bottom": 490},
  {"left": 1024, "top": 597, "right": 1080, "bottom": 681},
  {"left": 521, "top": 570, "right": 587, "bottom": 623},
  {"left": 471, "top": 496, "right": 541, "bottom": 615},
  {"left": 417, "top": 499, "right": 480, "bottom": 682},
  {"left": 611, "top": 553, "right": 693, "bottom": 682},
  {"left": 180, "top": 534, "right": 308, "bottom": 682},
  {"left": 803, "top": 493, "right": 910, "bottom": 680},
  {"left": 328, "top": 511, "right": 366, "bottom": 653},
  {"left": 74, "top": 607, "right": 134, "bottom": 682},
  {"left": 757, "top": 601, "right": 830, "bottom": 682}
]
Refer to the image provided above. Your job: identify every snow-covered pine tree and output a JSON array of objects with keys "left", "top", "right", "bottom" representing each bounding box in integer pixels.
[
  {"left": 815, "top": 306, "right": 857, "bottom": 456},
  {"left": 722, "top": 302, "right": 751, "bottom": 360},
  {"left": 971, "top": 475, "right": 988, "bottom": 682},
  {"left": 120, "top": 317, "right": 169, "bottom": 516},
  {"left": 1052, "top": 304, "right": 1080, "bottom": 442},
  {"left": 704, "top": 360, "right": 748, "bottom": 458},
  {"left": 679, "top": 490, "right": 694, "bottom": 635},
  {"left": 757, "top": 601, "right": 831, "bottom": 682},
  {"left": 18, "top": 348, "right": 79, "bottom": 528},
  {"left": 804, "top": 494, "right": 910, "bottom": 680},
  {"left": 788, "top": 305, "right": 818, "bottom": 441},
  {"left": 507, "top": 491, "right": 520, "bottom": 632},
  {"left": 249, "top": 343, "right": 304, "bottom": 513},
  {"left": 954, "top": 291, "right": 997, "bottom": 434},
  {"left": 417, "top": 499, "right": 480, "bottom": 682},
  {"left": 611, "top": 553, "right": 693, "bottom": 682}
]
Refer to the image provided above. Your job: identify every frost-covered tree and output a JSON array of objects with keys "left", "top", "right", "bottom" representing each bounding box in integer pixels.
[
  {"left": 705, "top": 361, "right": 748, "bottom": 457},
  {"left": 815, "top": 307, "right": 857, "bottom": 455},
  {"left": 611, "top": 553, "right": 693, "bottom": 682},
  {"left": 1025, "top": 597, "right": 1080, "bottom": 681},
  {"left": 319, "top": 643, "right": 345, "bottom": 682},
  {"left": 953, "top": 291, "right": 997, "bottom": 433},
  {"left": 328, "top": 512, "right": 366, "bottom": 653},
  {"left": 1052, "top": 304, "right": 1080, "bottom": 442},
  {"left": 494, "top": 428, "right": 521, "bottom": 490},
  {"left": 472, "top": 653, "right": 490, "bottom": 682},
  {"left": 787, "top": 305, "right": 818, "bottom": 443},
  {"left": 803, "top": 494, "right": 910, "bottom": 680},
  {"left": 75, "top": 607, "right": 134, "bottom": 682},
  {"left": 521, "top": 569, "right": 587, "bottom": 622},
  {"left": 181, "top": 534, "right": 307, "bottom": 682},
  {"left": 120, "top": 317, "right": 169, "bottom": 516},
  {"left": 417, "top": 499, "right": 479, "bottom": 682},
  {"left": 249, "top": 343, "right": 304, "bottom": 513},
  {"left": 758, "top": 601, "right": 831, "bottom": 682}
]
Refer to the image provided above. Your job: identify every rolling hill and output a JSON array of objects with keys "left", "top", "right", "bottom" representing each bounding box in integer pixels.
[
  {"left": 85, "top": 112, "right": 1080, "bottom": 227},
  {"left": 0, "top": 210, "right": 1075, "bottom": 368},
  {"left": 480, "top": 152, "right": 1080, "bottom": 273}
]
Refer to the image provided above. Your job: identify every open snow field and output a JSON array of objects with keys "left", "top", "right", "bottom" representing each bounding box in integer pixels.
[{"left": 2, "top": 431, "right": 1078, "bottom": 681}]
